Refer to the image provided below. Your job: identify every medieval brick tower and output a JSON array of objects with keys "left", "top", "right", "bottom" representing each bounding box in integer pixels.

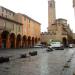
[{"left": 48, "top": 0, "right": 56, "bottom": 32}]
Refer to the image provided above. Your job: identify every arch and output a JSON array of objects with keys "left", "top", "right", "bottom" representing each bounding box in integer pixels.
[
  {"left": 28, "top": 36, "right": 31, "bottom": 47},
  {"left": 62, "top": 37, "right": 67, "bottom": 47},
  {"left": 38, "top": 38, "right": 40, "bottom": 41},
  {"left": 10, "top": 33, "right": 15, "bottom": 48},
  {"left": 0, "top": 35, "right": 2, "bottom": 48},
  {"left": 23, "top": 35, "right": 27, "bottom": 41},
  {"left": 1, "top": 31, "right": 9, "bottom": 48},
  {"left": 1, "top": 31, "right": 9, "bottom": 39},
  {"left": 73, "top": 39, "right": 75, "bottom": 44},
  {"left": 22, "top": 35, "right": 27, "bottom": 48},
  {"left": 17, "top": 34, "right": 21, "bottom": 41},
  {"left": 35, "top": 37, "right": 37, "bottom": 45},
  {"left": 32, "top": 37, "right": 35, "bottom": 46},
  {"left": 16, "top": 34, "right": 22, "bottom": 48}
]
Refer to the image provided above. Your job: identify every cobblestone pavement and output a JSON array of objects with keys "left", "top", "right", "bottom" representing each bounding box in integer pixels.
[{"left": 0, "top": 48, "right": 75, "bottom": 75}]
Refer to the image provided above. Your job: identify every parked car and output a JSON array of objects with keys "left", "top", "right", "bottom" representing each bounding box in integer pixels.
[
  {"left": 69, "top": 44, "right": 73, "bottom": 48},
  {"left": 33, "top": 44, "right": 44, "bottom": 48}
]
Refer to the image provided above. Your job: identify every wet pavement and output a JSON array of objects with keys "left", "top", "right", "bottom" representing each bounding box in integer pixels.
[{"left": 0, "top": 48, "right": 75, "bottom": 75}]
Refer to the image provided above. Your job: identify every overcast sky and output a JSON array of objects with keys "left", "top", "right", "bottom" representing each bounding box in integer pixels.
[{"left": 0, "top": 0, "right": 75, "bottom": 32}]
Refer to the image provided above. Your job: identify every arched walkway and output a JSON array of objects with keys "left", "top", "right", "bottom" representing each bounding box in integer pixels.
[
  {"left": 0, "top": 35, "right": 2, "bottom": 48},
  {"left": 22, "top": 35, "right": 27, "bottom": 48},
  {"left": 1, "top": 31, "right": 9, "bottom": 48},
  {"left": 10, "top": 33, "right": 15, "bottom": 48},
  {"left": 73, "top": 39, "right": 75, "bottom": 44},
  {"left": 35, "top": 37, "right": 37, "bottom": 45},
  {"left": 32, "top": 37, "right": 35, "bottom": 46},
  {"left": 28, "top": 36, "right": 31, "bottom": 47},
  {"left": 38, "top": 38, "right": 40, "bottom": 43},
  {"left": 16, "top": 34, "right": 21, "bottom": 48}
]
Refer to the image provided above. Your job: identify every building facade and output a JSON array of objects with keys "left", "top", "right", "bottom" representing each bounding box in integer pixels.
[
  {"left": 0, "top": 6, "right": 22, "bottom": 48},
  {"left": 41, "top": 18, "right": 73, "bottom": 46},
  {"left": 0, "top": 6, "right": 41, "bottom": 48},
  {"left": 41, "top": 0, "right": 73, "bottom": 47},
  {"left": 15, "top": 13, "right": 41, "bottom": 48}
]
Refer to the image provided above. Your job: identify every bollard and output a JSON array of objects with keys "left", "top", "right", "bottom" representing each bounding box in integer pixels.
[
  {"left": 3, "top": 57, "right": 9, "bottom": 62},
  {"left": 29, "top": 51, "right": 37, "bottom": 56},
  {"left": 73, "top": 73, "right": 75, "bottom": 75},
  {"left": 0, "top": 57, "right": 9, "bottom": 63},
  {"left": 67, "top": 59, "right": 71, "bottom": 62},
  {"left": 0, "top": 57, "right": 4, "bottom": 63},
  {"left": 20, "top": 54, "right": 27, "bottom": 58},
  {"left": 64, "top": 63, "right": 69, "bottom": 68},
  {"left": 46, "top": 48, "right": 53, "bottom": 52}
]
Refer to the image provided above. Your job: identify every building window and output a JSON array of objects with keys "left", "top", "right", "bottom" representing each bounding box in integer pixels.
[
  {"left": 6, "top": 10, "right": 7, "bottom": 14},
  {"left": 29, "top": 19, "right": 30, "bottom": 23},
  {"left": 29, "top": 19, "right": 30, "bottom": 28},
  {"left": 52, "top": 24, "right": 55, "bottom": 25},
  {"left": 54, "top": 33, "right": 56, "bottom": 35},
  {"left": 13, "top": 24, "right": 14, "bottom": 30},
  {"left": 13, "top": 13, "right": 15, "bottom": 16},
  {"left": 2, "top": 13, "right": 3, "bottom": 16},
  {"left": 2, "top": 8, "right": 4, "bottom": 12},
  {"left": 4, "top": 22, "right": 6, "bottom": 29},
  {"left": 6, "top": 15, "right": 7, "bottom": 18},
  {"left": 9, "top": 12, "right": 11, "bottom": 15},
  {"left": 24, "top": 17, "right": 26, "bottom": 21},
  {"left": 29, "top": 24, "right": 30, "bottom": 28},
  {"left": 50, "top": 3, "right": 52, "bottom": 7},
  {"left": 18, "top": 26, "right": 20, "bottom": 32}
]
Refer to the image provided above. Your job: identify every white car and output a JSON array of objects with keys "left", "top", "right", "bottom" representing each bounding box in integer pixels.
[
  {"left": 50, "top": 42, "right": 64, "bottom": 50},
  {"left": 69, "top": 44, "right": 73, "bottom": 48}
]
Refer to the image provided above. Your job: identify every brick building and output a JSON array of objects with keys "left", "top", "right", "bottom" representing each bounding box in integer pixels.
[
  {"left": 15, "top": 13, "right": 41, "bottom": 48},
  {"left": 0, "top": 6, "right": 41, "bottom": 48}
]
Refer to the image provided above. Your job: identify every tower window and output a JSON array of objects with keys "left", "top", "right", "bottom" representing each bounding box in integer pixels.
[
  {"left": 50, "top": 3, "right": 52, "bottom": 7},
  {"left": 52, "top": 24, "right": 55, "bottom": 25}
]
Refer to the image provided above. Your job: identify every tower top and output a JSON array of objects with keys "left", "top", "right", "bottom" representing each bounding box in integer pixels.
[
  {"left": 73, "top": 0, "right": 75, "bottom": 7},
  {"left": 48, "top": 0, "right": 54, "bottom": 1}
]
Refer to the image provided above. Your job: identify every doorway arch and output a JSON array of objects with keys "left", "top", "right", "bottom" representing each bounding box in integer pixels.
[
  {"left": 62, "top": 37, "right": 67, "bottom": 47},
  {"left": 35, "top": 37, "right": 37, "bottom": 45},
  {"left": 1, "top": 31, "right": 9, "bottom": 48},
  {"left": 22, "top": 35, "right": 27, "bottom": 48},
  {"left": 28, "top": 36, "right": 31, "bottom": 47},
  {"left": 16, "top": 34, "right": 21, "bottom": 48},
  {"left": 32, "top": 37, "right": 34, "bottom": 46},
  {"left": 10, "top": 33, "right": 15, "bottom": 48}
]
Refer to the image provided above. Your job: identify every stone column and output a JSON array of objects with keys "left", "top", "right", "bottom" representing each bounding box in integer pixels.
[
  {"left": 0, "top": 35, "right": 2, "bottom": 48},
  {"left": 26, "top": 40, "right": 28, "bottom": 48},
  {"left": 21, "top": 39, "right": 22, "bottom": 48},
  {"left": 30, "top": 40, "right": 31, "bottom": 47},
  {"left": 15, "top": 38, "right": 16, "bottom": 48},
  {"left": 6, "top": 36, "right": 10, "bottom": 48},
  {"left": 22, "top": 40, "right": 24, "bottom": 48}
]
